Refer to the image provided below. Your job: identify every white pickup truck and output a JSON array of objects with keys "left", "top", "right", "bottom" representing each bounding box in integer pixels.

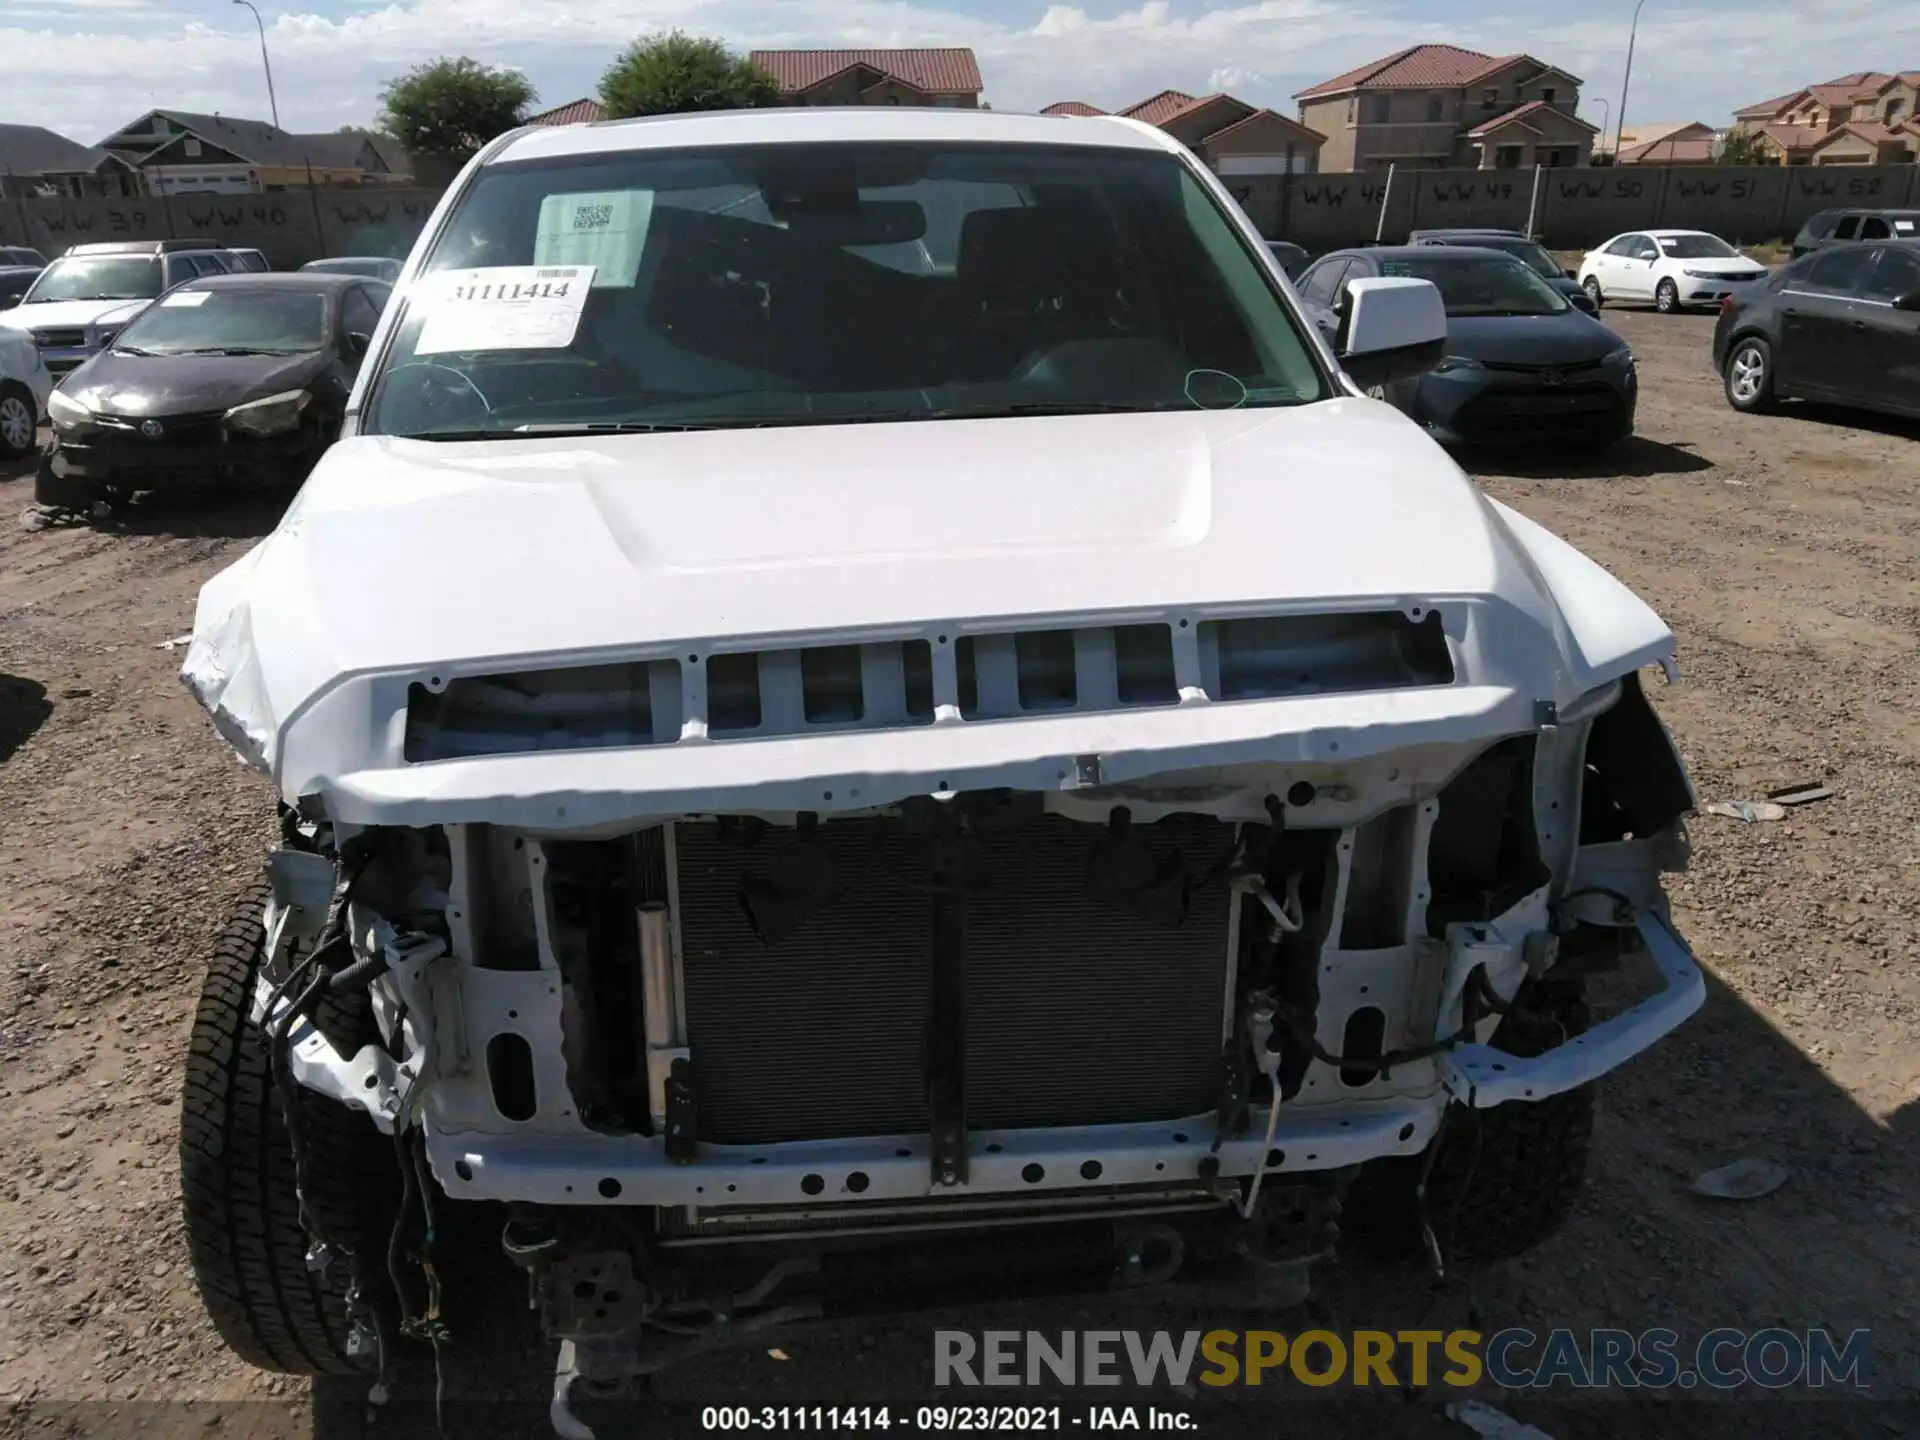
[{"left": 174, "top": 106, "right": 1703, "bottom": 1434}]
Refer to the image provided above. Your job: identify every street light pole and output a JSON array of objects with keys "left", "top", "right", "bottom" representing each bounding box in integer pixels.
[
  {"left": 232, "top": 0, "right": 280, "bottom": 130},
  {"left": 1615, "top": 0, "right": 1647, "bottom": 159}
]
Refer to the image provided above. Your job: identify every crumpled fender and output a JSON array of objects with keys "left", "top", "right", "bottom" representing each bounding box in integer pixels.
[
  {"left": 180, "top": 541, "right": 278, "bottom": 775},
  {"left": 1484, "top": 497, "right": 1678, "bottom": 692}
]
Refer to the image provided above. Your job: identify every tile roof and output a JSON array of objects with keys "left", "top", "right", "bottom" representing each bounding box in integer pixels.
[
  {"left": 1734, "top": 88, "right": 1808, "bottom": 118},
  {"left": 1152, "top": 93, "right": 1249, "bottom": 130},
  {"left": 527, "top": 98, "right": 607, "bottom": 126},
  {"left": 1464, "top": 99, "right": 1599, "bottom": 138},
  {"left": 1620, "top": 135, "right": 1718, "bottom": 164},
  {"left": 0, "top": 122, "right": 111, "bottom": 176},
  {"left": 1615, "top": 120, "right": 1711, "bottom": 148},
  {"left": 1040, "top": 101, "right": 1106, "bottom": 117},
  {"left": 1296, "top": 44, "right": 1529, "bottom": 99},
  {"left": 1811, "top": 120, "right": 1914, "bottom": 149},
  {"left": 749, "top": 48, "right": 983, "bottom": 94},
  {"left": 1119, "top": 89, "right": 1198, "bottom": 125},
  {"left": 1196, "top": 107, "right": 1327, "bottom": 147},
  {"left": 1758, "top": 123, "right": 1823, "bottom": 151}
]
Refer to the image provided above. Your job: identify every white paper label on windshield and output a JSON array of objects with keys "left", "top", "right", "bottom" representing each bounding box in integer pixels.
[
  {"left": 1897, "top": 220, "right": 1916, "bottom": 234},
  {"left": 535, "top": 191, "right": 653, "bottom": 288},
  {"left": 161, "top": 291, "right": 211, "bottom": 307},
  {"left": 413, "top": 265, "right": 595, "bottom": 355}
]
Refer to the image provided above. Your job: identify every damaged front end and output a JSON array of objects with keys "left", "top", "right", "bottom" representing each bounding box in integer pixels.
[{"left": 226, "top": 592, "right": 1702, "bottom": 1418}]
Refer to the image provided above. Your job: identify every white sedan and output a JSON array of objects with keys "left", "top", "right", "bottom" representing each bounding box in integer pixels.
[
  {"left": 1577, "top": 229, "right": 1771, "bottom": 314},
  {"left": 0, "top": 326, "right": 52, "bottom": 460}
]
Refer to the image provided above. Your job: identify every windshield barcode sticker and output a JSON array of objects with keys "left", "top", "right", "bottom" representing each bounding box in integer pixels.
[
  {"left": 413, "top": 264, "right": 595, "bottom": 355},
  {"left": 161, "top": 291, "right": 212, "bottom": 307},
  {"left": 534, "top": 190, "right": 653, "bottom": 288}
]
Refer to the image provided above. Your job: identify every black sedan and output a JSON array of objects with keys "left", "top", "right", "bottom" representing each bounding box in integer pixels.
[
  {"left": 35, "top": 271, "right": 389, "bottom": 511},
  {"left": 1296, "top": 245, "right": 1637, "bottom": 448},
  {"left": 1714, "top": 240, "right": 1920, "bottom": 421},
  {"left": 1407, "top": 229, "right": 1598, "bottom": 314}
]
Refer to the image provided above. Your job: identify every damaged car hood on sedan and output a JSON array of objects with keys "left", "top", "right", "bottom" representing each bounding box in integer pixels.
[{"left": 183, "top": 399, "right": 1676, "bottom": 824}]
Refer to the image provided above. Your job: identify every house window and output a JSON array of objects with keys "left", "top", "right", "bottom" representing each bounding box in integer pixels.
[
  {"left": 1347, "top": 97, "right": 1357, "bottom": 124},
  {"left": 1369, "top": 94, "right": 1391, "bottom": 123},
  {"left": 184, "top": 138, "right": 201, "bottom": 157},
  {"left": 1541, "top": 87, "right": 1556, "bottom": 103},
  {"left": 1887, "top": 98, "right": 1905, "bottom": 123},
  {"left": 1427, "top": 95, "right": 1443, "bottom": 122},
  {"left": 1482, "top": 87, "right": 1499, "bottom": 109}
]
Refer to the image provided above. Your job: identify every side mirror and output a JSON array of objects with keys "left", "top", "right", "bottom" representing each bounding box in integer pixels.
[
  {"left": 1894, "top": 290, "right": 1920, "bottom": 313},
  {"left": 1339, "top": 277, "right": 1446, "bottom": 389},
  {"left": 1638, "top": 250, "right": 1659, "bottom": 262},
  {"left": 347, "top": 331, "right": 371, "bottom": 359},
  {"left": 1564, "top": 267, "right": 1578, "bottom": 280}
]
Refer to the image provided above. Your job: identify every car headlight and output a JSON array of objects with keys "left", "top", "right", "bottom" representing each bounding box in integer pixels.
[
  {"left": 1433, "top": 356, "right": 1485, "bottom": 374},
  {"left": 1602, "top": 344, "right": 1635, "bottom": 368},
  {"left": 1682, "top": 268, "right": 1724, "bottom": 279},
  {"left": 46, "top": 388, "right": 97, "bottom": 434},
  {"left": 224, "top": 389, "right": 311, "bottom": 437}
]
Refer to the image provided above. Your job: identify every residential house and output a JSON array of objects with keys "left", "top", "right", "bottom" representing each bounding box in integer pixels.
[
  {"left": 0, "top": 123, "right": 138, "bottom": 198},
  {"left": 1612, "top": 121, "right": 1721, "bottom": 165},
  {"left": 99, "top": 110, "right": 412, "bottom": 194},
  {"left": 1731, "top": 72, "right": 1920, "bottom": 163},
  {"left": 1294, "top": 43, "right": 1598, "bottom": 170},
  {"left": 1037, "top": 91, "right": 1326, "bottom": 176},
  {"left": 527, "top": 99, "right": 608, "bottom": 127},
  {"left": 748, "top": 49, "right": 983, "bottom": 108}
]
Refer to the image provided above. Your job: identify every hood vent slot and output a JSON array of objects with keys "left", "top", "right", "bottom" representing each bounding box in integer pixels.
[{"left": 402, "top": 612, "right": 1452, "bottom": 764}]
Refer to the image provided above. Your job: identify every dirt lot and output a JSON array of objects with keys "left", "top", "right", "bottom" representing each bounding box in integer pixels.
[{"left": 0, "top": 310, "right": 1916, "bottom": 1439}]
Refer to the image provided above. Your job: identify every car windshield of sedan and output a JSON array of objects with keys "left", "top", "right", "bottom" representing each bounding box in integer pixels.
[
  {"left": 23, "top": 256, "right": 163, "bottom": 304},
  {"left": 1380, "top": 253, "right": 1568, "bottom": 317},
  {"left": 362, "top": 142, "right": 1330, "bottom": 439},
  {"left": 1461, "top": 237, "right": 1564, "bottom": 280},
  {"left": 1657, "top": 234, "right": 1740, "bottom": 259},
  {"left": 111, "top": 290, "right": 328, "bottom": 357}
]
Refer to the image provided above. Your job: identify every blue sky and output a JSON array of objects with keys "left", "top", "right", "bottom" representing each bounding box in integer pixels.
[{"left": 4, "top": 0, "right": 1898, "bottom": 147}]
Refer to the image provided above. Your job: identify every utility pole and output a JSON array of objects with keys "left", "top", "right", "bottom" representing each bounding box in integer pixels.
[
  {"left": 1615, "top": 0, "right": 1648, "bottom": 160},
  {"left": 233, "top": 0, "right": 281, "bottom": 129}
]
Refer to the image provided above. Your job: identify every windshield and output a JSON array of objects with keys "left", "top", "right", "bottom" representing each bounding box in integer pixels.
[
  {"left": 23, "top": 255, "right": 162, "bottom": 304},
  {"left": 1381, "top": 253, "right": 1568, "bottom": 317},
  {"left": 363, "top": 142, "right": 1328, "bottom": 439},
  {"left": 309, "top": 258, "right": 391, "bottom": 277},
  {"left": 1464, "top": 237, "right": 1563, "bottom": 280},
  {"left": 1657, "top": 234, "right": 1740, "bottom": 259},
  {"left": 113, "top": 289, "right": 328, "bottom": 356}
]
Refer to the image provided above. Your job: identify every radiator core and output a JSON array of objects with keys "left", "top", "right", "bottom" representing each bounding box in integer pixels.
[{"left": 673, "top": 814, "right": 1237, "bottom": 1146}]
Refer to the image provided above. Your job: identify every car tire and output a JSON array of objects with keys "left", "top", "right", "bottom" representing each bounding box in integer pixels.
[
  {"left": 179, "top": 882, "right": 395, "bottom": 1376},
  {"left": 0, "top": 383, "right": 36, "bottom": 460},
  {"left": 1654, "top": 279, "right": 1680, "bottom": 314},
  {"left": 1581, "top": 276, "right": 1604, "bottom": 310},
  {"left": 31, "top": 450, "right": 99, "bottom": 511},
  {"left": 1339, "top": 977, "right": 1594, "bottom": 1264},
  {"left": 1724, "top": 336, "right": 1776, "bottom": 414}
]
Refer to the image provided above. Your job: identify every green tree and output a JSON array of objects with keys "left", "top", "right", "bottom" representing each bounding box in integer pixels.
[
  {"left": 379, "top": 56, "right": 536, "bottom": 160},
  {"left": 599, "top": 31, "right": 782, "bottom": 119},
  {"left": 1717, "top": 128, "right": 1767, "bottom": 166}
]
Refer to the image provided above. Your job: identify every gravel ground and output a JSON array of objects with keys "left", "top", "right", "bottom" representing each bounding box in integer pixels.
[{"left": 0, "top": 309, "right": 1915, "bottom": 1439}]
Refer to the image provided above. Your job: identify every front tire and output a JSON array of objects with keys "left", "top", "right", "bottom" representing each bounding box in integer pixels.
[
  {"left": 1341, "top": 978, "right": 1594, "bottom": 1263},
  {"left": 0, "top": 384, "right": 35, "bottom": 460},
  {"left": 1655, "top": 278, "right": 1680, "bottom": 314},
  {"left": 1582, "top": 276, "right": 1604, "bottom": 310},
  {"left": 179, "top": 883, "right": 393, "bottom": 1375},
  {"left": 1724, "top": 336, "right": 1776, "bottom": 413}
]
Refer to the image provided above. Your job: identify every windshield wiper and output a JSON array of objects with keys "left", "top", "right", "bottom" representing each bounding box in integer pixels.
[
  {"left": 112, "top": 345, "right": 161, "bottom": 357},
  {"left": 173, "top": 346, "right": 301, "bottom": 357}
]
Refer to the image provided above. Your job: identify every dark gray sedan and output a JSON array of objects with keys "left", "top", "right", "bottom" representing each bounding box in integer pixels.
[{"left": 1297, "top": 245, "right": 1637, "bottom": 449}]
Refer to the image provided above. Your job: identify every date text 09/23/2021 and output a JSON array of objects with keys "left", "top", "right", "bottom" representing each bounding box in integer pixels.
[{"left": 700, "top": 1407, "right": 1191, "bottom": 1432}]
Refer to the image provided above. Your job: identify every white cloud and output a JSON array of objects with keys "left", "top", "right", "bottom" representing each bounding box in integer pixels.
[{"left": 0, "top": 0, "right": 1902, "bottom": 149}]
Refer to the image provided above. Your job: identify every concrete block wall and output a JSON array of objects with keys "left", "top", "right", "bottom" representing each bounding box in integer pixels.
[{"left": 0, "top": 187, "right": 446, "bottom": 269}]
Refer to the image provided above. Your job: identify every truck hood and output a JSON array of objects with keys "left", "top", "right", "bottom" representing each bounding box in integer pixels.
[
  {"left": 184, "top": 399, "right": 1677, "bottom": 817},
  {"left": 0, "top": 297, "right": 149, "bottom": 332}
]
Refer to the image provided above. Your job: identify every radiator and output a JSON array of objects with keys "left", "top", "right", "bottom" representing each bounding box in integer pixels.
[{"left": 673, "top": 813, "right": 1237, "bottom": 1146}]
